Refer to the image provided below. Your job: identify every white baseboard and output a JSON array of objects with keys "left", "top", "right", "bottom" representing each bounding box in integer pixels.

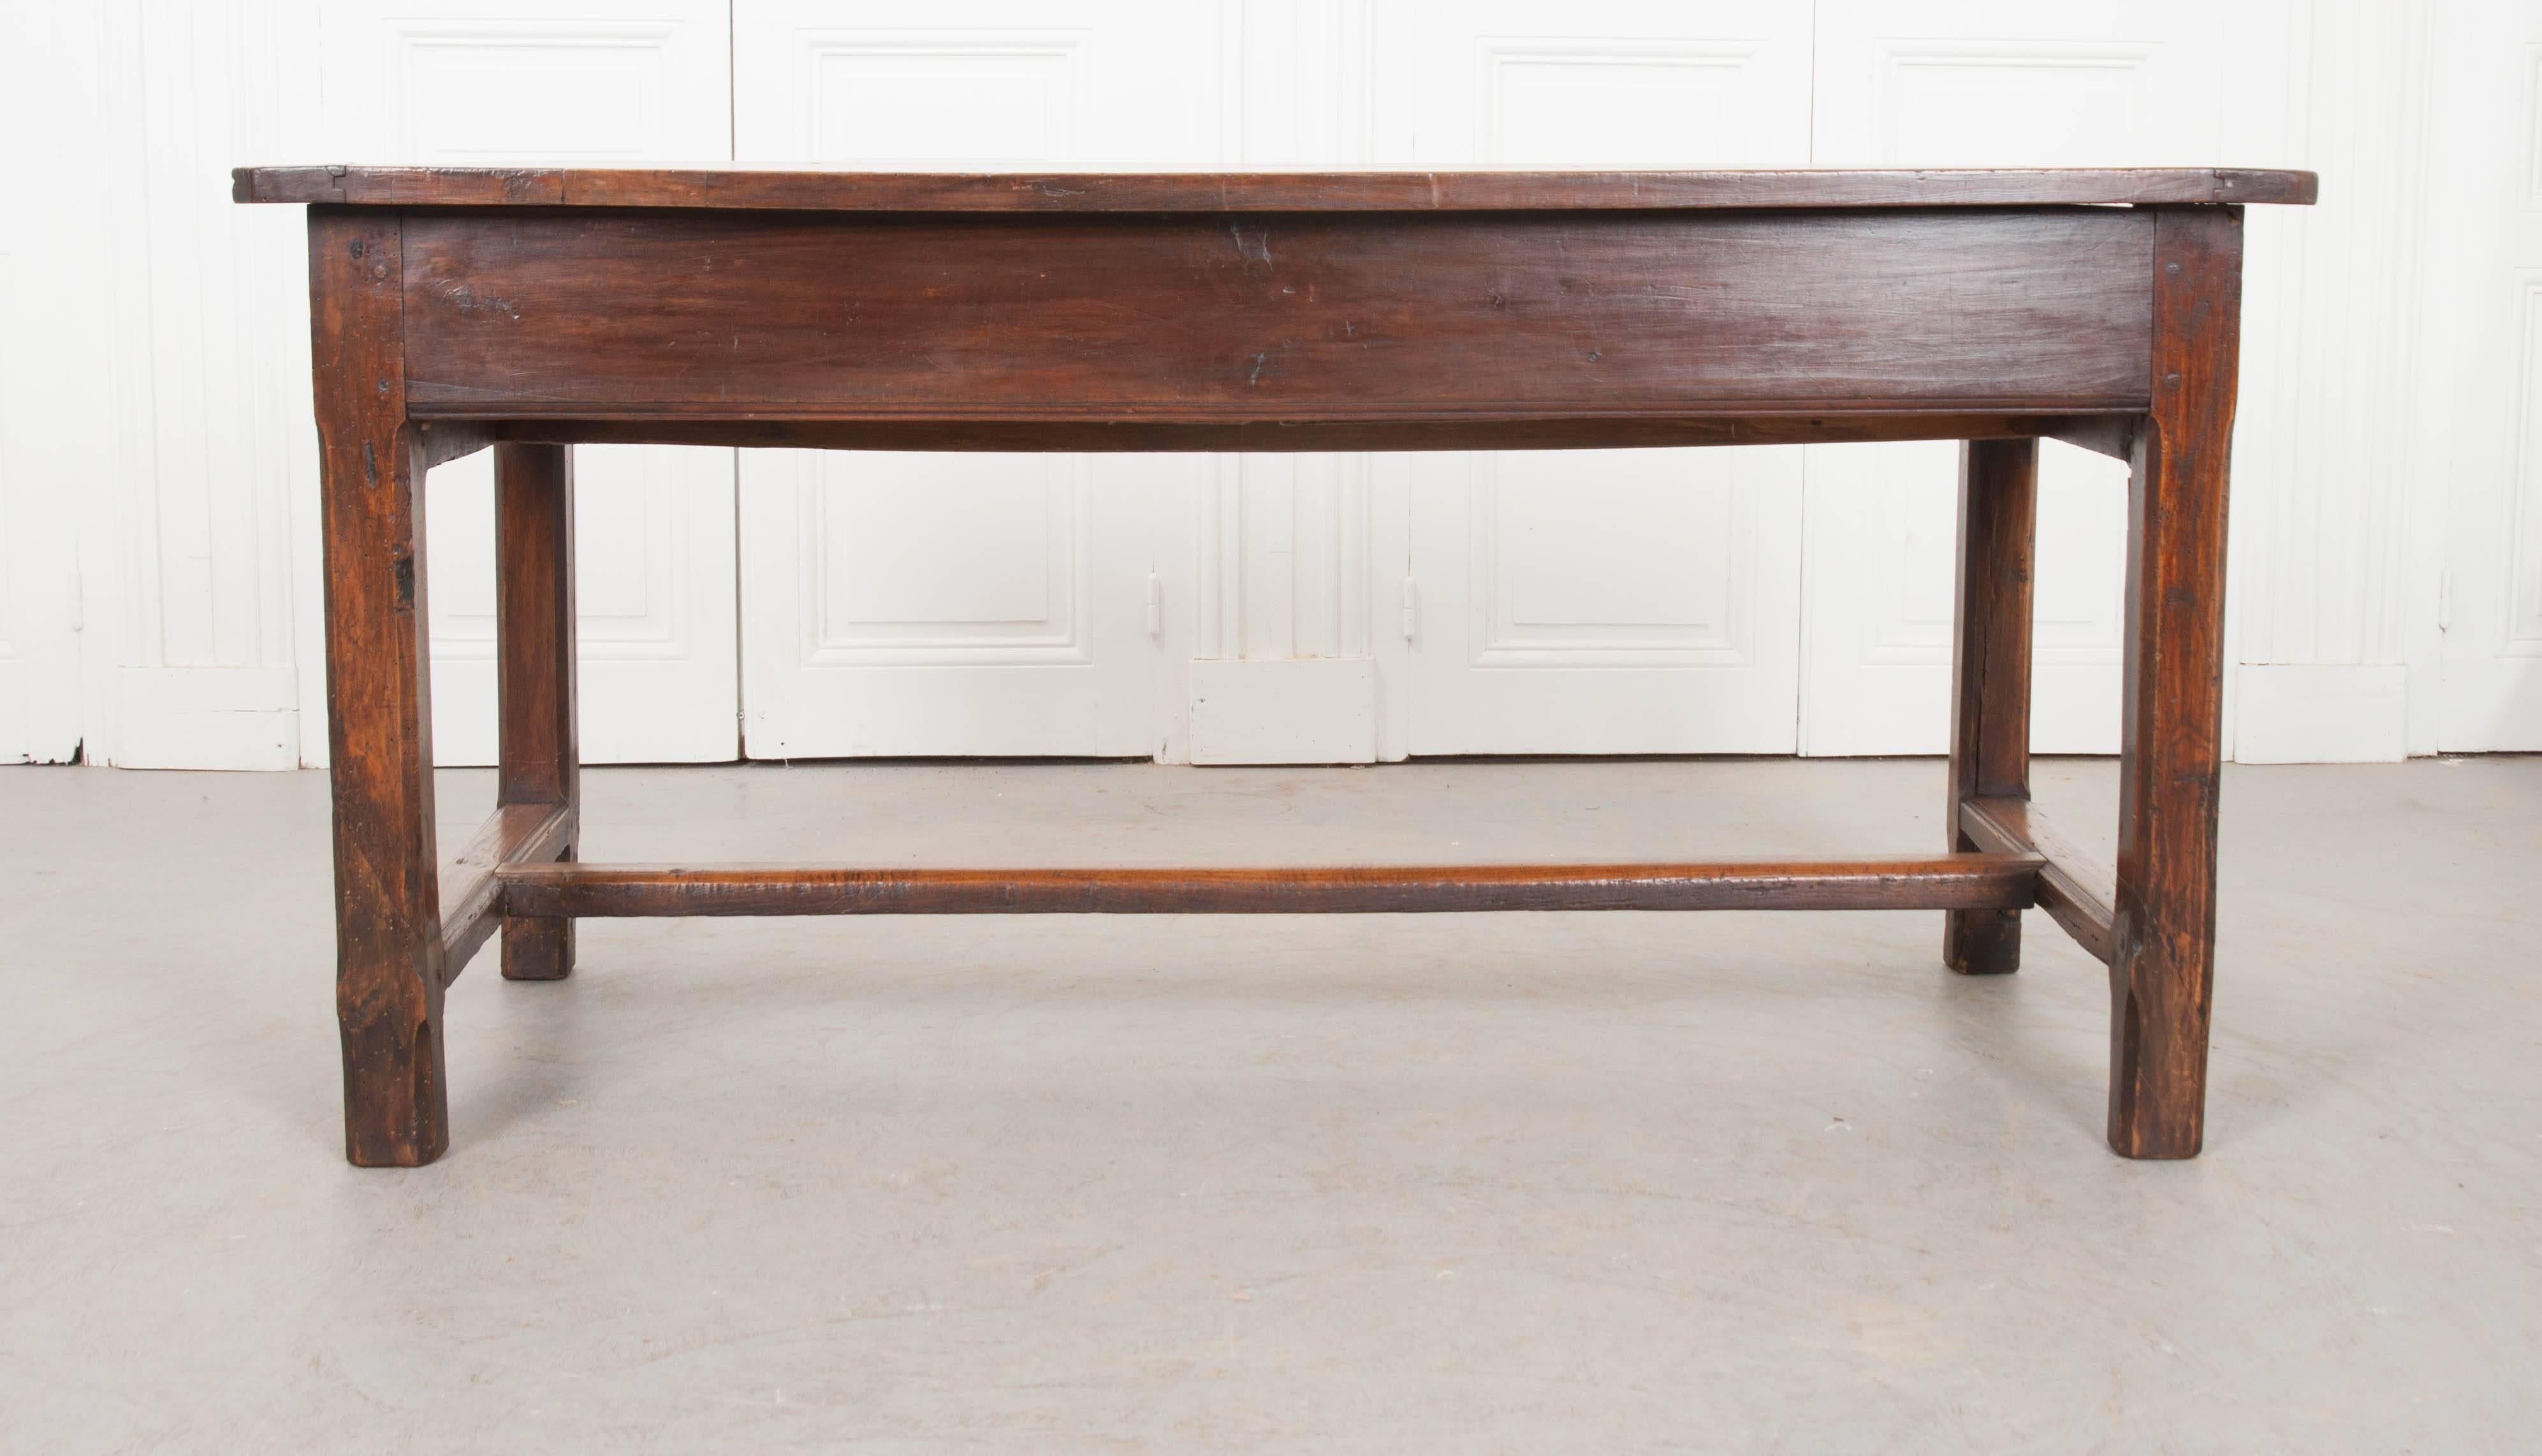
[
  {"left": 1188, "top": 658, "right": 1377, "bottom": 765},
  {"left": 112, "top": 666, "right": 301, "bottom": 769},
  {"left": 2232, "top": 663, "right": 2409, "bottom": 763}
]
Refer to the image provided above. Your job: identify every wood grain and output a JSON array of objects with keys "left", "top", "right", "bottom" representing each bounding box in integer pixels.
[
  {"left": 493, "top": 442, "right": 578, "bottom": 983},
  {"left": 310, "top": 207, "right": 448, "bottom": 1168},
  {"left": 234, "top": 165, "right": 2318, "bottom": 212},
  {"left": 416, "top": 421, "right": 493, "bottom": 469},
  {"left": 397, "top": 209, "right": 2158, "bottom": 424},
  {"left": 478, "top": 412, "right": 2135, "bottom": 456},
  {"left": 438, "top": 801, "right": 575, "bottom": 983},
  {"left": 1960, "top": 796, "right": 2116, "bottom": 967},
  {"left": 2107, "top": 207, "right": 2243, "bottom": 1160},
  {"left": 263, "top": 169, "right": 2304, "bottom": 1164},
  {"left": 496, "top": 857, "right": 2045, "bottom": 919},
  {"left": 2040, "top": 415, "right": 2138, "bottom": 462},
  {"left": 1943, "top": 439, "right": 2039, "bottom": 975}
]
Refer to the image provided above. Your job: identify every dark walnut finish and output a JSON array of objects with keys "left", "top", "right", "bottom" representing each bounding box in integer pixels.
[
  {"left": 237, "top": 164, "right": 2316, "bottom": 212},
  {"left": 397, "top": 208, "right": 2156, "bottom": 428},
  {"left": 1945, "top": 438, "right": 2040, "bottom": 975},
  {"left": 307, "top": 208, "right": 448, "bottom": 1168},
  {"left": 495, "top": 856, "right": 2045, "bottom": 919},
  {"left": 492, "top": 442, "right": 578, "bottom": 982},
  {"left": 240, "top": 164, "right": 2314, "bottom": 1167}
]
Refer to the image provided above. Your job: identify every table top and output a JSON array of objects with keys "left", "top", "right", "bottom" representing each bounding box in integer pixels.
[{"left": 233, "top": 165, "right": 2317, "bottom": 213}]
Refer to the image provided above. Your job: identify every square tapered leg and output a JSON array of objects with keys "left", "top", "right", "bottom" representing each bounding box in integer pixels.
[
  {"left": 493, "top": 442, "right": 580, "bottom": 981},
  {"left": 2108, "top": 207, "right": 2242, "bottom": 1160},
  {"left": 312, "top": 208, "right": 448, "bottom": 1166},
  {"left": 1944, "top": 438, "right": 2038, "bottom": 975}
]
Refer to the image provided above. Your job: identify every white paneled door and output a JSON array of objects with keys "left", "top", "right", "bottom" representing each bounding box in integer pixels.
[
  {"left": 0, "top": 3, "right": 97, "bottom": 762},
  {"left": 322, "top": 1, "right": 740, "bottom": 765},
  {"left": 2436, "top": 0, "right": 2542, "bottom": 749},
  {"left": 0, "top": 381, "right": 84, "bottom": 763},
  {"left": 25, "top": 1, "right": 2486, "bottom": 771},
  {"left": 729, "top": 1, "right": 1220, "bottom": 759},
  {"left": 1382, "top": 1, "right": 1815, "bottom": 754},
  {"left": 1799, "top": 1, "right": 2291, "bottom": 755}
]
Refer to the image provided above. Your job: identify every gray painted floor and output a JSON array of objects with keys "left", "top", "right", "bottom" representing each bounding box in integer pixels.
[{"left": 3, "top": 757, "right": 2536, "bottom": 1453}]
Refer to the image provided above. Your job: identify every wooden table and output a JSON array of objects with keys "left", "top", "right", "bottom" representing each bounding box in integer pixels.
[{"left": 235, "top": 164, "right": 2317, "bottom": 1167}]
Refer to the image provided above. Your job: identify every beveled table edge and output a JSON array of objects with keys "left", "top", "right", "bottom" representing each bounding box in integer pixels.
[{"left": 233, "top": 164, "right": 2319, "bottom": 212}]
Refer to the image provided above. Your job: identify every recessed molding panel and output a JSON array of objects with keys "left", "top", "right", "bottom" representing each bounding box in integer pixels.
[
  {"left": 427, "top": 446, "right": 706, "bottom": 665},
  {"left": 395, "top": 22, "right": 683, "bottom": 160},
  {"left": 2524, "top": 45, "right": 2542, "bottom": 207},
  {"left": 799, "top": 31, "right": 1088, "bottom": 164},
  {"left": 2511, "top": 277, "right": 2542, "bottom": 652},
  {"left": 1384, "top": 1, "right": 1813, "bottom": 169},
  {"left": 1878, "top": 40, "right": 2159, "bottom": 166},
  {"left": 1849, "top": 439, "right": 2128, "bottom": 669},
  {"left": 2031, "top": 445, "right": 2128, "bottom": 666},
  {"left": 801, "top": 453, "right": 1089, "bottom": 666},
  {"left": 1857, "top": 449, "right": 1958, "bottom": 667},
  {"left": 571, "top": 446, "right": 698, "bottom": 658},
  {"left": 1469, "top": 451, "right": 1749, "bottom": 667},
  {"left": 736, "top": 2, "right": 1225, "bottom": 170},
  {"left": 1480, "top": 38, "right": 1764, "bottom": 165}
]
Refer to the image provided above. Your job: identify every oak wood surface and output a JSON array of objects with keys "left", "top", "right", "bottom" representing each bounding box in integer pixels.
[
  {"left": 2039, "top": 415, "right": 2138, "bottom": 462},
  {"left": 1961, "top": 796, "right": 2117, "bottom": 967},
  {"left": 493, "top": 442, "right": 578, "bottom": 982},
  {"left": 234, "top": 164, "right": 2317, "bottom": 212},
  {"left": 1943, "top": 439, "right": 2040, "bottom": 975},
  {"left": 481, "top": 411, "right": 2128, "bottom": 456},
  {"left": 310, "top": 207, "right": 448, "bottom": 1168},
  {"left": 259, "top": 168, "right": 2306, "bottom": 1165},
  {"left": 397, "top": 209, "right": 2156, "bottom": 425},
  {"left": 437, "top": 801, "right": 574, "bottom": 983},
  {"left": 2107, "top": 207, "right": 2243, "bottom": 1160},
  {"left": 495, "top": 856, "right": 2045, "bottom": 919}
]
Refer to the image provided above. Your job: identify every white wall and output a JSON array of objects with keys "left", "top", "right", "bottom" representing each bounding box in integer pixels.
[{"left": 0, "top": 0, "right": 2529, "bottom": 768}]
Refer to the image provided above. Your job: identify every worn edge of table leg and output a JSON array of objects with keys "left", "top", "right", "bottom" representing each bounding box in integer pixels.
[
  {"left": 491, "top": 854, "right": 2045, "bottom": 918},
  {"left": 1959, "top": 796, "right": 2116, "bottom": 966},
  {"left": 438, "top": 801, "right": 577, "bottom": 982}
]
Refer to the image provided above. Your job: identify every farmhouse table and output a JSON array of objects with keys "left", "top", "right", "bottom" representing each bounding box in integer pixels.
[{"left": 235, "top": 164, "right": 2316, "bottom": 1167}]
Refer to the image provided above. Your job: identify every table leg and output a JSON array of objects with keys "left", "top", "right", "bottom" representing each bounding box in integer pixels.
[
  {"left": 2109, "top": 207, "right": 2243, "bottom": 1159},
  {"left": 310, "top": 208, "right": 448, "bottom": 1166},
  {"left": 1944, "top": 438, "right": 2038, "bottom": 975},
  {"left": 495, "top": 442, "right": 580, "bottom": 981}
]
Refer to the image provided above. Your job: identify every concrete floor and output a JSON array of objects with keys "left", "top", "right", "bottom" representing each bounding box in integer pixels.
[{"left": 1, "top": 756, "right": 2536, "bottom": 1452}]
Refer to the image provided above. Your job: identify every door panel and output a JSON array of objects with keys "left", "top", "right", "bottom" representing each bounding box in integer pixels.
[
  {"left": 2436, "top": 3, "right": 2542, "bottom": 748},
  {"left": 0, "top": 5, "right": 92, "bottom": 763},
  {"left": 0, "top": 408, "right": 84, "bottom": 762},
  {"left": 1801, "top": 1, "right": 2284, "bottom": 754},
  {"left": 1382, "top": 0, "right": 1813, "bottom": 755},
  {"left": 1407, "top": 447, "right": 1803, "bottom": 753},
  {"left": 731, "top": 0, "right": 1218, "bottom": 759},
  {"left": 322, "top": 1, "right": 739, "bottom": 765}
]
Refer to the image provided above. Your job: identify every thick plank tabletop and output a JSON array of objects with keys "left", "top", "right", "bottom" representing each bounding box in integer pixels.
[{"left": 233, "top": 165, "right": 2317, "bottom": 212}]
